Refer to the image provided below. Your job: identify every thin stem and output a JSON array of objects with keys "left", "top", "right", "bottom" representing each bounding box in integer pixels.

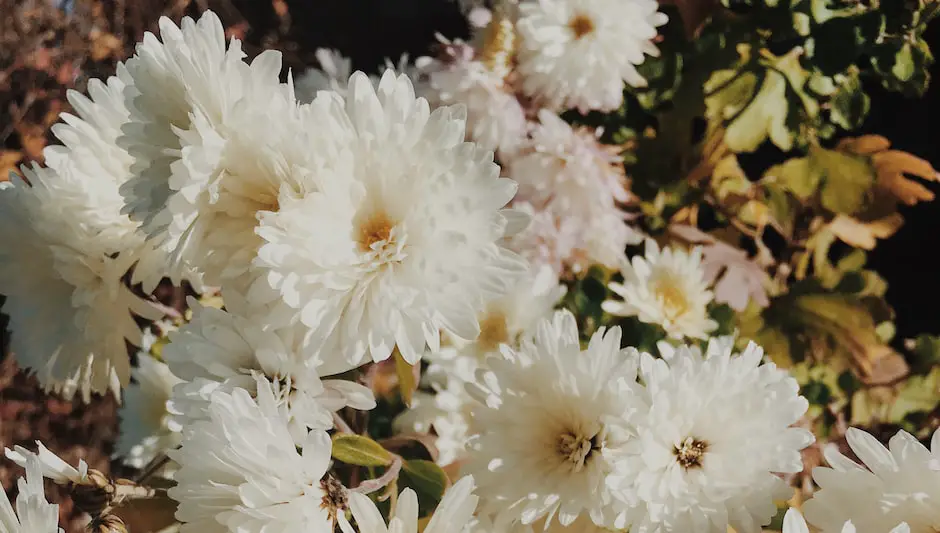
[
  {"left": 349, "top": 455, "right": 403, "bottom": 495},
  {"left": 135, "top": 452, "right": 172, "bottom": 485},
  {"left": 333, "top": 412, "right": 354, "bottom": 434}
]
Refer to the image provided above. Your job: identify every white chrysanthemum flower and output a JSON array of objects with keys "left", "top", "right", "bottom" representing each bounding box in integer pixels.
[
  {"left": 508, "top": 110, "right": 641, "bottom": 273},
  {"left": 168, "top": 379, "right": 343, "bottom": 533},
  {"left": 118, "top": 11, "right": 286, "bottom": 286},
  {"left": 395, "top": 266, "right": 564, "bottom": 465},
  {"left": 0, "top": 170, "right": 162, "bottom": 401},
  {"left": 603, "top": 240, "right": 717, "bottom": 340},
  {"left": 417, "top": 39, "right": 527, "bottom": 155},
  {"left": 44, "top": 65, "right": 201, "bottom": 293},
  {"left": 163, "top": 302, "right": 375, "bottom": 442},
  {"left": 466, "top": 309, "right": 646, "bottom": 529},
  {"left": 343, "top": 475, "right": 478, "bottom": 533},
  {"left": 504, "top": 201, "right": 580, "bottom": 275},
  {"left": 115, "top": 354, "right": 183, "bottom": 470},
  {"left": 511, "top": 110, "right": 631, "bottom": 215},
  {"left": 508, "top": 514, "right": 613, "bottom": 533},
  {"left": 515, "top": 0, "right": 667, "bottom": 112},
  {"left": 465, "top": 264, "right": 566, "bottom": 358},
  {"left": 606, "top": 339, "right": 814, "bottom": 533},
  {"left": 506, "top": 204, "right": 641, "bottom": 279},
  {"left": 0, "top": 456, "right": 62, "bottom": 533},
  {"left": 5, "top": 441, "right": 89, "bottom": 485},
  {"left": 254, "top": 70, "right": 528, "bottom": 368},
  {"left": 802, "top": 427, "right": 940, "bottom": 533},
  {"left": 167, "top": 77, "right": 313, "bottom": 288},
  {"left": 296, "top": 48, "right": 356, "bottom": 102},
  {"left": 784, "top": 508, "right": 910, "bottom": 533}
]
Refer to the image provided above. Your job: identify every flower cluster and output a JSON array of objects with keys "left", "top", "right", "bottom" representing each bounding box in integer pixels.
[{"left": 2, "top": 1, "right": 939, "bottom": 533}]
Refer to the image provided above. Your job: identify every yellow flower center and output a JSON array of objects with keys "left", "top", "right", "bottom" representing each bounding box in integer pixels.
[
  {"left": 653, "top": 277, "right": 690, "bottom": 320},
  {"left": 477, "top": 309, "right": 510, "bottom": 353},
  {"left": 557, "top": 430, "right": 599, "bottom": 472},
  {"left": 357, "top": 210, "right": 395, "bottom": 252},
  {"left": 568, "top": 13, "right": 595, "bottom": 40},
  {"left": 674, "top": 436, "right": 709, "bottom": 469}
]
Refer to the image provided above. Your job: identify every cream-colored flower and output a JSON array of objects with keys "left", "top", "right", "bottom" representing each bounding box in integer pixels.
[{"left": 603, "top": 240, "right": 717, "bottom": 340}]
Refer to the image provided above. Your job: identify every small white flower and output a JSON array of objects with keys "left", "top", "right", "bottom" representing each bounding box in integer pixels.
[
  {"left": 515, "top": 0, "right": 667, "bottom": 112},
  {"left": 511, "top": 110, "right": 631, "bottom": 216},
  {"left": 0, "top": 456, "right": 62, "bottom": 533},
  {"left": 603, "top": 240, "right": 717, "bottom": 340},
  {"left": 465, "top": 264, "right": 567, "bottom": 358},
  {"left": 417, "top": 39, "right": 527, "bottom": 155},
  {"left": 254, "top": 70, "right": 528, "bottom": 369},
  {"left": 343, "top": 476, "right": 479, "bottom": 533},
  {"left": 507, "top": 110, "right": 641, "bottom": 274},
  {"left": 466, "top": 309, "right": 646, "bottom": 529},
  {"left": 395, "top": 266, "right": 564, "bottom": 466},
  {"left": 163, "top": 302, "right": 375, "bottom": 442},
  {"left": 115, "top": 354, "right": 183, "bottom": 471},
  {"left": 0, "top": 169, "right": 162, "bottom": 401},
  {"left": 802, "top": 427, "right": 940, "bottom": 533},
  {"left": 168, "top": 379, "right": 343, "bottom": 533},
  {"left": 783, "top": 508, "right": 910, "bottom": 533},
  {"left": 606, "top": 339, "right": 814, "bottom": 533},
  {"left": 118, "top": 11, "right": 286, "bottom": 286},
  {"left": 5, "top": 441, "right": 89, "bottom": 485}
]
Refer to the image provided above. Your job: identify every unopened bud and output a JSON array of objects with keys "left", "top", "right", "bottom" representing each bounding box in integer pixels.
[
  {"left": 89, "top": 512, "right": 128, "bottom": 533},
  {"left": 71, "top": 469, "right": 115, "bottom": 517}
]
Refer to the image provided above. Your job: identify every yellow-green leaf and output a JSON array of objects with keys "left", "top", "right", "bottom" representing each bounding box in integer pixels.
[
  {"left": 711, "top": 155, "right": 752, "bottom": 201},
  {"left": 811, "top": 146, "right": 876, "bottom": 214},
  {"left": 888, "top": 367, "right": 940, "bottom": 421},
  {"left": 770, "top": 156, "right": 817, "bottom": 199},
  {"left": 331, "top": 434, "right": 393, "bottom": 467},
  {"left": 768, "top": 146, "right": 876, "bottom": 215},
  {"left": 395, "top": 349, "right": 419, "bottom": 407}
]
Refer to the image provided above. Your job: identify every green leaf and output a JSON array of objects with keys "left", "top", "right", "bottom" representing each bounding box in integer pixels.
[
  {"left": 774, "top": 147, "right": 875, "bottom": 214},
  {"left": 399, "top": 460, "right": 449, "bottom": 517},
  {"left": 802, "top": 380, "right": 832, "bottom": 405},
  {"left": 769, "top": 157, "right": 817, "bottom": 199},
  {"left": 811, "top": 146, "right": 876, "bottom": 214},
  {"left": 888, "top": 367, "right": 940, "bottom": 421},
  {"left": 830, "top": 69, "right": 871, "bottom": 131},
  {"left": 892, "top": 43, "right": 917, "bottom": 81},
  {"left": 907, "top": 334, "right": 940, "bottom": 374},
  {"left": 331, "top": 434, "right": 394, "bottom": 467}
]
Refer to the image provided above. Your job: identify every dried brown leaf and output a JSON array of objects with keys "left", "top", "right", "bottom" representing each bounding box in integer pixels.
[
  {"left": 90, "top": 31, "right": 122, "bottom": 61},
  {"left": 836, "top": 134, "right": 891, "bottom": 155},
  {"left": 873, "top": 150, "right": 939, "bottom": 205},
  {"left": 829, "top": 213, "right": 904, "bottom": 250},
  {"left": 860, "top": 350, "right": 909, "bottom": 386},
  {"left": 0, "top": 150, "right": 22, "bottom": 181},
  {"left": 838, "top": 135, "right": 939, "bottom": 206}
]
